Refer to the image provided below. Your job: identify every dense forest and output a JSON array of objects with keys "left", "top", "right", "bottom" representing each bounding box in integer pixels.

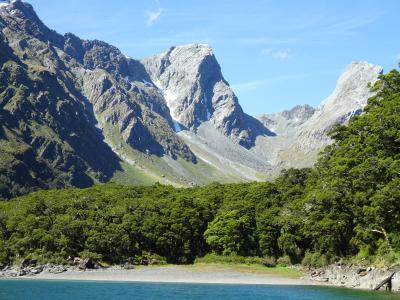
[{"left": 0, "top": 69, "right": 399, "bottom": 268}]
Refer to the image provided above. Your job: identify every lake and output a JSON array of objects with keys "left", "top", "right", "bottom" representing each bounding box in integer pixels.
[{"left": 0, "top": 280, "right": 399, "bottom": 300}]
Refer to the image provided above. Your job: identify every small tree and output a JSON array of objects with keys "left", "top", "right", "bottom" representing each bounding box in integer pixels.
[{"left": 204, "top": 210, "right": 256, "bottom": 256}]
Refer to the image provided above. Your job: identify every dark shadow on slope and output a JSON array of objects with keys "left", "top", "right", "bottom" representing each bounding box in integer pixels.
[
  {"left": 60, "top": 75, "right": 124, "bottom": 181},
  {"left": 239, "top": 113, "right": 277, "bottom": 149},
  {"left": 125, "top": 120, "right": 166, "bottom": 157}
]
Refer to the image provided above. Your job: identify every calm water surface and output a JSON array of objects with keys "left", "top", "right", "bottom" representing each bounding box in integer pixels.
[{"left": 0, "top": 279, "right": 399, "bottom": 300}]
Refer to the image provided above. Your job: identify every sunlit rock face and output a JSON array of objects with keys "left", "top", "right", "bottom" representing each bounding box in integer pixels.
[
  {"left": 255, "top": 61, "right": 383, "bottom": 168},
  {"left": 142, "top": 43, "right": 269, "bottom": 148}
]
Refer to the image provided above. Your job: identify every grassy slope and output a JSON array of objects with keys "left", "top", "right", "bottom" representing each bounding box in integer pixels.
[
  {"left": 132, "top": 263, "right": 303, "bottom": 279},
  {"left": 101, "top": 121, "right": 263, "bottom": 187}
]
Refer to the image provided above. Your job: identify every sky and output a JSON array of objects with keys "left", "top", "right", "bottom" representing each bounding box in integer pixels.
[{"left": 27, "top": 0, "right": 400, "bottom": 116}]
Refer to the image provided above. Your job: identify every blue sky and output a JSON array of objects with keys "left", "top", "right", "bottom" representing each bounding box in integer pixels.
[{"left": 28, "top": 0, "right": 400, "bottom": 115}]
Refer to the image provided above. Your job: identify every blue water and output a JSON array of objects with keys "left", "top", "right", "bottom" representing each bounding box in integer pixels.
[{"left": 0, "top": 280, "right": 399, "bottom": 300}]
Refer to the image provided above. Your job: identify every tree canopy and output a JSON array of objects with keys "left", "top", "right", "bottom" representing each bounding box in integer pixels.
[{"left": 0, "top": 69, "right": 399, "bottom": 267}]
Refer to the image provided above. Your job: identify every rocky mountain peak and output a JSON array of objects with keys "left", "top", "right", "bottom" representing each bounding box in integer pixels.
[
  {"left": 281, "top": 104, "right": 315, "bottom": 123},
  {"left": 319, "top": 61, "right": 383, "bottom": 110},
  {"left": 142, "top": 43, "right": 270, "bottom": 148},
  {"left": 0, "top": 0, "right": 63, "bottom": 46},
  {"left": 309, "top": 61, "right": 383, "bottom": 129},
  {"left": 0, "top": 1, "right": 388, "bottom": 197},
  {"left": 142, "top": 43, "right": 220, "bottom": 127}
]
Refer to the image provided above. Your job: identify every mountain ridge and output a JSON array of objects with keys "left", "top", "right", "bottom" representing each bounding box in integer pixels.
[{"left": 0, "top": 0, "right": 384, "bottom": 198}]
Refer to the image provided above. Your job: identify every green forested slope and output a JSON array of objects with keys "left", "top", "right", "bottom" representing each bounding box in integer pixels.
[{"left": 0, "top": 70, "right": 399, "bottom": 267}]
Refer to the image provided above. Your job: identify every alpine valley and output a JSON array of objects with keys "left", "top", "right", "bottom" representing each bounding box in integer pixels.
[{"left": 0, "top": 0, "right": 383, "bottom": 198}]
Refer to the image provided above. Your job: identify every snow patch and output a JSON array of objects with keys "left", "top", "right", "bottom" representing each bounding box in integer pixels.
[
  {"left": 153, "top": 79, "right": 182, "bottom": 130},
  {"left": 142, "top": 79, "right": 153, "bottom": 87},
  {"left": 153, "top": 79, "right": 163, "bottom": 90},
  {"left": 0, "top": 2, "right": 9, "bottom": 9}
]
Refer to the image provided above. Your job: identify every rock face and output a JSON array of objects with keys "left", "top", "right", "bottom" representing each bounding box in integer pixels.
[
  {"left": 307, "top": 266, "right": 400, "bottom": 292},
  {"left": 142, "top": 44, "right": 270, "bottom": 148},
  {"left": 0, "top": 0, "right": 197, "bottom": 198},
  {"left": 254, "top": 62, "right": 383, "bottom": 168},
  {"left": 0, "top": 1, "right": 123, "bottom": 197},
  {"left": 0, "top": 1, "right": 384, "bottom": 198},
  {"left": 259, "top": 104, "right": 316, "bottom": 135}
]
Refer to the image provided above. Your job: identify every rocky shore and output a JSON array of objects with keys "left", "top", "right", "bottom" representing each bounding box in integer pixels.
[
  {"left": 1, "top": 259, "right": 399, "bottom": 293},
  {"left": 0, "top": 264, "right": 68, "bottom": 278},
  {"left": 0, "top": 263, "right": 305, "bottom": 286},
  {"left": 305, "top": 265, "right": 400, "bottom": 292},
  {"left": 0, "top": 257, "right": 100, "bottom": 278}
]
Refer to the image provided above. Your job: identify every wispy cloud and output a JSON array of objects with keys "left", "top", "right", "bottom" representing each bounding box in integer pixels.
[
  {"left": 396, "top": 53, "right": 400, "bottom": 61},
  {"left": 145, "top": 7, "right": 163, "bottom": 26},
  {"left": 261, "top": 48, "right": 292, "bottom": 60},
  {"left": 232, "top": 74, "right": 309, "bottom": 93},
  {"left": 322, "top": 13, "right": 384, "bottom": 36},
  {"left": 231, "top": 69, "right": 340, "bottom": 93},
  {"left": 232, "top": 37, "right": 302, "bottom": 46}
]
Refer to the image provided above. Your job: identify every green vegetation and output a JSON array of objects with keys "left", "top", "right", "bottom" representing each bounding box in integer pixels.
[{"left": 0, "top": 69, "right": 399, "bottom": 268}]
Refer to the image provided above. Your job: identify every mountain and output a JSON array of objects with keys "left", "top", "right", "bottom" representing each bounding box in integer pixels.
[
  {"left": 255, "top": 62, "right": 383, "bottom": 167},
  {"left": 0, "top": 0, "right": 383, "bottom": 198},
  {"left": 142, "top": 44, "right": 271, "bottom": 148}
]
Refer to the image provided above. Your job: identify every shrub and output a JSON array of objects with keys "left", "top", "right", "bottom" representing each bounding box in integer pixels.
[
  {"left": 262, "top": 255, "right": 277, "bottom": 267},
  {"left": 195, "top": 253, "right": 265, "bottom": 265},
  {"left": 301, "top": 252, "right": 330, "bottom": 268},
  {"left": 244, "top": 256, "right": 263, "bottom": 265},
  {"left": 132, "top": 252, "right": 167, "bottom": 265},
  {"left": 78, "top": 250, "right": 102, "bottom": 261},
  {"left": 277, "top": 255, "right": 291, "bottom": 266}
]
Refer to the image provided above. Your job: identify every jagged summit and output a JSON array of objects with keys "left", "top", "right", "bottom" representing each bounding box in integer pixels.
[
  {"left": 0, "top": 1, "right": 385, "bottom": 198},
  {"left": 0, "top": 0, "right": 64, "bottom": 46},
  {"left": 307, "top": 61, "right": 383, "bottom": 130},
  {"left": 259, "top": 104, "right": 316, "bottom": 134},
  {"left": 142, "top": 43, "right": 270, "bottom": 148},
  {"left": 253, "top": 60, "right": 383, "bottom": 168}
]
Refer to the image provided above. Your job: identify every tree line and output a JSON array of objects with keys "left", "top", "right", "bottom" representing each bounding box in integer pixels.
[{"left": 0, "top": 69, "right": 399, "bottom": 267}]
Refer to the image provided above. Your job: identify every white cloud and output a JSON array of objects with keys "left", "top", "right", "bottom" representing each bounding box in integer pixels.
[
  {"left": 261, "top": 48, "right": 291, "bottom": 60},
  {"left": 145, "top": 7, "right": 163, "bottom": 26},
  {"left": 273, "top": 50, "right": 290, "bottom": 60}
]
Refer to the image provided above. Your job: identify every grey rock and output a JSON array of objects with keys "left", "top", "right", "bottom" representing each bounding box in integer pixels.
[
  {"left": 21, "top": 258, "right": 37, "bottom": 267},
  {"left": 308, "top": 266, "right": 400, "bottom": 291},
  {"left": 254, "top": 61, "right": 383, "bottom": 170},
  {"left": 77, "top": 258, "right": 97, "bottom": 270},
  {"left": 0, "top": 1, "right": 386, "bottom": 194},
  {"left": 142, "top": 44, "right": 270, "bottom": 148},
  {"left": 46, "top": 265, "right": 67, "bottom": 274}
]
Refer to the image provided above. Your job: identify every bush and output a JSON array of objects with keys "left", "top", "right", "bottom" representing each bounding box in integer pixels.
[
  {"left": 262, "top": 255, "right": 277, "bottom": 267},
  {"left": 277, "top": 255, "right": 291, "bottom": 266},
  {"left": 244, "top": 256, "right": 264, "bottom": 265},
  {"left": 301, "top": 252, "right": 330, "bottom": 268},
  {"left": 132, "top": 252, "right": 167, "bottom": 265},
  {"left": 357, "top": 246, "right": 373, "bottom": 260},
  {"left": 195, "top": 253, "right": 265, "bottom": 265},
  {"left": 78, "top": 250, "right": 102, "bottom": 261},
  {"left": 195, "top": 253, "right": 246, "bottom": 264}
]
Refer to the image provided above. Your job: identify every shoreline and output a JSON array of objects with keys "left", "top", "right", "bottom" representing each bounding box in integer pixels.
[
  {"left": 0, "top": 265, "right": 317, "bottom": 286},
  {"left": 2, "top": 263, "right": 398, "bottom": 293}
]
